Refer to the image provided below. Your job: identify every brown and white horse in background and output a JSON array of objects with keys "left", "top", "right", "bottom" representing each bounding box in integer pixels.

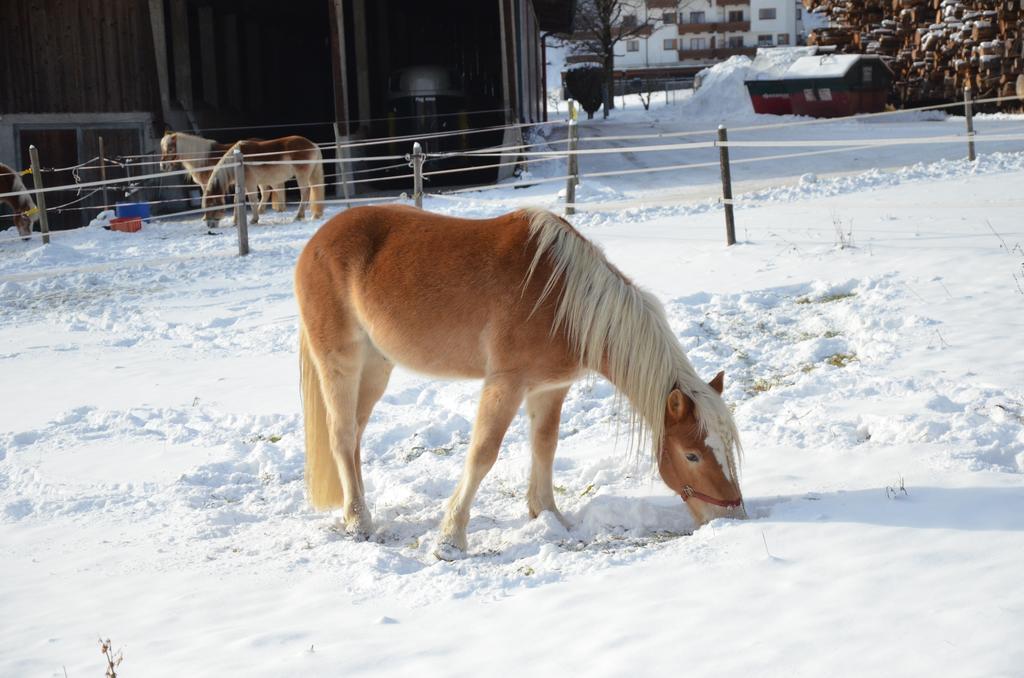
[
  {"left": 294, "top": 206, "right": 745, "bottom": 560},
  {"left": 0, "top": 162, "right": 38, "bottom": 240},
  {"left": 203, "top": 136, "right": 324, "bottom": 224},
  {"left": 160, "top": 132, "right": 284, "bottom": 215}
]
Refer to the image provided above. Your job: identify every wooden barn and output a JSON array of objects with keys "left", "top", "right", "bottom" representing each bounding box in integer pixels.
[{"left": 0, "top": 0, "right": 574, "bottom": 229}]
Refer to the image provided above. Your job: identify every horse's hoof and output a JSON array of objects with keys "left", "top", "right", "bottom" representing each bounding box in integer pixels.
[
  {"left": 534, "top": 508, "right": 572, "bottom": 530},
  {"left": 433, "top": 538, "right": 467, "bottom": 561},
  {"left": 342, "top": 513, "right": 373, "bottom": 540}
]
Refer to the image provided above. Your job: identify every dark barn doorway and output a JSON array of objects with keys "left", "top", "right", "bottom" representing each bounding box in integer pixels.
[
  {"left": 358, "top": 0, "right": 509, "bottom": 187},
  {"left": 162, "top": 0, "right": 336, "bottom": 204},
  {"left": 171, "top": 0, "right": 335, "bottom": 141}
]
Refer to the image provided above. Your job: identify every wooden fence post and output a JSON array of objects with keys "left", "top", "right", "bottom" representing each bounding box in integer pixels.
[
  {"left": 565, "top": 100, "right": 578, "bottom": 216},
  {"left": 964, "top": 85, "right": 976, "bottom": 162},
  {"left": 717, "top": 125, "right": 736, "bottom": 247},
  {"left": 233, "top": 148, "right": 249, "bottom": 256},
  {"left": 98, "top": 135, "right": 110, "bottom": 211},
  {"left": 28, "top": 145, "right": 51, "bottom": 245},
  {"left": 410, "top": 142, "right": 424, "bottom": 209},
  {"left": 333, "top": 122, "right": 352, "bottom": 208}
]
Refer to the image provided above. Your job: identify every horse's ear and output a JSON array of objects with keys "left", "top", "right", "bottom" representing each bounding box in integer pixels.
[
  {"left": 709, "top": 371, "right": 725, "bottom": 395},
  {"left": 666, "top": 388, "right": 688, "bottom": 420}
]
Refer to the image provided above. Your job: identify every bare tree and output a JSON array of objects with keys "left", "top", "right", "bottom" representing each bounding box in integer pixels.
[{"left": 561, "top": 0, "right": 660, "bottom": 116}]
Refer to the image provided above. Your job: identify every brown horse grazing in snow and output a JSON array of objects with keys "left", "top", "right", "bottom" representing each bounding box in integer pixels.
[
  {"left": 294, "top": 206, "right": 745, "bottom": 559},
  {"left": 159, "top": 132, "right": 284, "bottom": 215},
  {"left": 203, "top": 136, "right": 324, "bottom": 224},
  {"left": 0, "top": 162, "right": 38, "bottom": 240}
]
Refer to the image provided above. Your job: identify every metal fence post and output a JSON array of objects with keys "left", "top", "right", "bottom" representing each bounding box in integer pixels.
[
  {"left": 233, "top": 148, "right": 249, "bottom": 256},
  {"left": 717, "top": 125, "right": 736, "bottom": 247},
  {"left": 964, "top": 85, "right": 976, "bottom": 162},
  {"left": 565, "top": 100, "right": 578, "bottom": 216},
  {"left": 410, "top": 142, "right": 424, "bottom": 209},
  {"left": 28, "top": 145, "right": 51, "bottom": 244}
]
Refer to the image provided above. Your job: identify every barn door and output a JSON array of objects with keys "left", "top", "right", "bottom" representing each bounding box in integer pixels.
[{"left": 17, "top": 128, "right": 81, "bottom": 230}]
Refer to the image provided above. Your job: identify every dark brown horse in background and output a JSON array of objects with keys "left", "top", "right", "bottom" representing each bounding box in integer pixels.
[{"left": 0, "top": 162, "right": 38, "bottom": 240}]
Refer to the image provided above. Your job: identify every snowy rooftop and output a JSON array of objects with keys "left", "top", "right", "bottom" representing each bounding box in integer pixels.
[{"left": 783, "top": 54, "right": 867, "bottom": 79}]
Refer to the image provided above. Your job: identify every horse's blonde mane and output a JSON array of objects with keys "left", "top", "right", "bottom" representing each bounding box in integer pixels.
[
  {"left": 170, "top": 132, "right": 215, "bottom": 165},
  {"left": 202, "top": 141, "right": 242, "bottom": 201},
  {"left": 522, "top": 208, "right": 742, "bottom": 478}
]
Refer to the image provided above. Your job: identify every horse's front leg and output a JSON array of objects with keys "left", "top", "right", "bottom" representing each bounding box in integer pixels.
[
  {"left": 526, "top": 385, "right": 571, "bottom": 527},
  {"left": 295, "top": 180, "right": 309, "bottom": 221},
  {"left": 436, "top": 376, "right": 525, "bottom": 560},
  {"left": 247, "top": 179, "right": 260, "bottom": 224},
  {"left": 257, "top": 185, "right": 269, "bottom": 215}
]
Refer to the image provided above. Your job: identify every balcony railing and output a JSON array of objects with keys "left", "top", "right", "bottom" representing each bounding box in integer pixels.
[
  {"left": 677, "top": 46, "right": 757, "bottom": 60},
  {"left": 715, "top": 0, "right": 750, "bottom": 5},
  {"left": 677, "top": 20, "right": 750, "bottom": 35}
]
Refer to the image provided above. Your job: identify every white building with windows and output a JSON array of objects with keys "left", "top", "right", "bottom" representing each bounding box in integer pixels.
[{"left": 610, "top": 0, "right": 802, "bottom": 77}]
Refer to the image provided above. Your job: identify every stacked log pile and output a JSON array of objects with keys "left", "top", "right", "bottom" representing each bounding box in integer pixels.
[{"left": 805, "top": 0, "right": 1024, "bottom": 108}]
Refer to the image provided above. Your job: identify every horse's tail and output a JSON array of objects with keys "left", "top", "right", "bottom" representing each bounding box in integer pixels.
[
  {"left": 309, "top": 148, "right": 324, "bottom": 218},
  {"left": 299, "top": 324, "right": 343, "bottom": 510},
  {"left": 201, "top": 143, "right": 239, "bottom": 212},
  {"left": 272, "top": 184, "right": 285, "bottom": 211}
]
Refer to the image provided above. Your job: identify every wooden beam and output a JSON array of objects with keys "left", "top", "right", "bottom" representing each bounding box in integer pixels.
[
  {"left": 352, "top": 0, "right": 372, "bottom": 133},
  {"left": 169, "top": 0, "right": 193, "bottom": 111},
  {"left": 328, "top": 0, "right": 352, "bottom": 137},
  {"left": 147, "top": 0, "right": 172, "bottom": 118}
]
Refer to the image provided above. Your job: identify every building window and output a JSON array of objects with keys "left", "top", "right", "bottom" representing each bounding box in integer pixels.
[
  {"left": 758, "top": 8, "right": 777, "bottom": 20},
  {"left": 663, "top": 11, "right": 676, "bottom": 24},
  {"left": 777, "top": 33, "right": 790, "bottom": 45},
  {"left": 728, "top": 10, "right": 744, "bottom": 22},
  {"left": 758, "top": 34, "right": 774, "bottom": 46},
  {"left": 626, "top": 40, "right": 640, "bottom": 52},
  {"left": 622, "top": 14, "right": 637, "bottom": 28},
  {"left": 863, "top": 65, "right": 873, "bottom": 83},
  {"left": 796, "top": 8, "right": 802, "bottom": 19},
  {"left": 663, "top": 38, "right": 678, "bottom": 50},
  {"left": 689, "top": 11, "right": 705, "bottom": 23},
  {"left": 727, "top": 36, "right": 744, "bottom": 48},
  {"left": 690, "top": 37, "right": 707, "bottom": 50}
]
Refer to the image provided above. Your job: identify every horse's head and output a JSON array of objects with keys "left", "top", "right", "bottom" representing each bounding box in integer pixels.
[
  {"left": 13, "top": 210, "right": 33, "bottom": 238},
  {"left": 13, "top": 200, "right": 37, "bottom": 239},
  {"left": 201, "top": 175, "right": 228, "bottom": 221},
  {"left": 657, "top": 371, "right": 746, "bottom": 526},
  {"left": 159, "top": 133, "right": 178, "bottom": 171}
]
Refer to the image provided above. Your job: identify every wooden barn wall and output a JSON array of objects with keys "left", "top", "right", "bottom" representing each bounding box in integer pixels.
[{"left": 0, "top": 0, "right": 161, "bottom": 115}]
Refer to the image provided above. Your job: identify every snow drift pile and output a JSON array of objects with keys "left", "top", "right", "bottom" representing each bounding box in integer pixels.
[{"left": 685, "top": 47, "right": 818, "bottom": 120}]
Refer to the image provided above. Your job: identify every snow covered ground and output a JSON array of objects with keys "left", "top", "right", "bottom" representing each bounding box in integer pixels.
[{"left": 2, "top": 86, "right": 1024, "bottom": 676}]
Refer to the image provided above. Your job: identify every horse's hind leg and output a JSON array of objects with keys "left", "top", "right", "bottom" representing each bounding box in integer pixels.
[
  {"left": 436, "top": 375, "right": 525, "bottom": 559},
  {"left": 315, "top": 334, "right": 378, "bottom": 537},
  {"left": 353, "top": 346, "right": 393, "bottom": 498},
  {"left": 525, "top": 385, "right": 571, "bottom": 527}
]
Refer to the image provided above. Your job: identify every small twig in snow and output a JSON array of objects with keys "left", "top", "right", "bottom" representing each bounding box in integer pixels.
[
  {"left": 986, "top": 220, "right": 1012, "bottom": 254},
  {"left": 885, "top": 475, "right": 909, "bottom": 500}
]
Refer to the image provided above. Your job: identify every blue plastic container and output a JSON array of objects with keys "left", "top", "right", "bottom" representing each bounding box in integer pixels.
[{"left": 115, "top": 201, "right": 151, "bottom": 221}]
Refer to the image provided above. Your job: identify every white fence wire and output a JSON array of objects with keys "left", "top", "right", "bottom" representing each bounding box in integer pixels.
[{"left": 4, "top": 91, "right": 1024, "bottom": 257}]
